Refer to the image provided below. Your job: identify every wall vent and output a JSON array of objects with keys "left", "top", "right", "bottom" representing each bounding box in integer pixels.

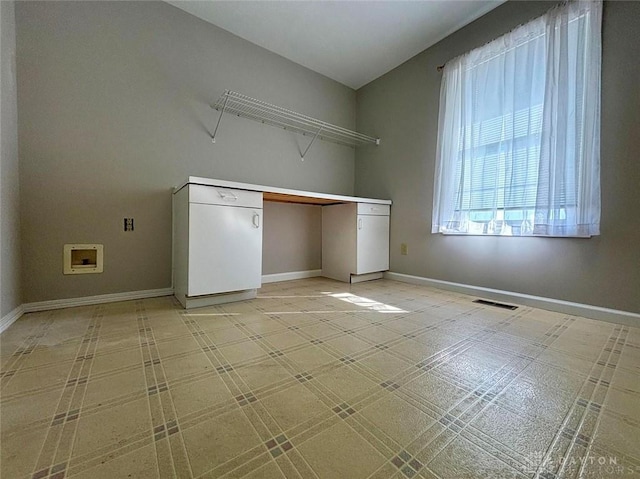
[{"left": 473, "top": 299, "right": 518, "bottom": 310}]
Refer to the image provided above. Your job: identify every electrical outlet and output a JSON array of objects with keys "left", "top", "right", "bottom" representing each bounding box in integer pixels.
[
  {"left": 400, "top": 243, "right": 408, "bottom": 255},
  {"left": 124, "top": 218, "right": 134, "bottom": 231}
]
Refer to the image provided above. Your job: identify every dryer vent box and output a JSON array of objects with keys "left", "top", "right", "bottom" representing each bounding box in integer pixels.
[{"left": 64, "top": 244, "right": 103, "bottom": 274}]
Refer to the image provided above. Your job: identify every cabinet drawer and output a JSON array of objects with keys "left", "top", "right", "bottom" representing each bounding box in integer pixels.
[
  {"left": 357, "top": 203, "right": 390, "bottom": 216},
  {"left": 189, "top": 184, "right": 262, "bottom": 209}
]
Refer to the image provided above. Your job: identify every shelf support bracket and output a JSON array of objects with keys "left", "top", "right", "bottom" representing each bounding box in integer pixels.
[
  {"left": 300, "top": 125, "right": 324, "bottom": 161},
  {"left": 211, "top": 92, "right": 230, "bottom": 143}
]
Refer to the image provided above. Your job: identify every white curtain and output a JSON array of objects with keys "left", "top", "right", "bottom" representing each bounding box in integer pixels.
[{"left": 432, "top": 0, "right": 601, "bottom": 237}]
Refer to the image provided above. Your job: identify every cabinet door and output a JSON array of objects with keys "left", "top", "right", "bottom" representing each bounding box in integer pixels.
[
  {"left": 188, "top": 203, "right": 262, "bottom": 296},
  {"left": 356, "top": 214, "right": 390, "bottom": 274}
]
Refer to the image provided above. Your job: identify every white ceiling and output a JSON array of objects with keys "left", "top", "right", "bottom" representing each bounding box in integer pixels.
[{"left": 167, "top": 1, "right": 505, "bottom": 89}]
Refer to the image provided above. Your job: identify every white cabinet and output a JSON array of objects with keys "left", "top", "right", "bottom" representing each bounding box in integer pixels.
[
  {"left": 356, "top": 214, "right": 390, "bottom": 275},
  {"left": 322, "top": 203, "right": 390, "bottom": 283},
  {"left": 173, "top": 184, "right": 263, "bottom": 308}
]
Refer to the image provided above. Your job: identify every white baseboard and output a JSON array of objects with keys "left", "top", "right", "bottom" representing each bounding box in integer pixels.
[
  {"left": 0, "top": 305, "right": 24, "bottom": 334},
  {"left": 262, "top": 270, "right": 322, "bottom": 284},
  {"left": 384, "top": 272, "right": 640, "bottom": 327},
  {"left": 22, "top": 287, "right": 175, "bottom": 313}
]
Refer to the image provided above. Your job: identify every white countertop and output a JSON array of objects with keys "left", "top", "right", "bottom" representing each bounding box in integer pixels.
[{"left": 174, "top": 176, "right": 392, "bottom": 206}]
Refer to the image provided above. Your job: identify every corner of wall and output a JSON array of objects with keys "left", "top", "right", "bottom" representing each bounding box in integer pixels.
[{"left": 1, "top": 0, "right": 23, "bottom": 320}]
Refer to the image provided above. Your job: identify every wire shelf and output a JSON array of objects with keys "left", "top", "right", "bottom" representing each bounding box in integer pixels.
[{"left": 211, "top": 90, "right": 380, "bottom": 149}]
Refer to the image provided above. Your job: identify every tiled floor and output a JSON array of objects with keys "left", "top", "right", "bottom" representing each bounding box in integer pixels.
[{"left": 1, "top": 278, "right": 639, "bottom": 479}]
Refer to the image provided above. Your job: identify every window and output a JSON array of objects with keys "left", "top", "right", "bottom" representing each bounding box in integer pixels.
[{"left": 432, "top": 0, "right": 601, "bottom": 237}]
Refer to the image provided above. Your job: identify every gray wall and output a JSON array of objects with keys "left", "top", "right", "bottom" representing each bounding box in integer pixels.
[
  {"left": 355, "top": 1, "right": 640, "bottom": 314},
  {"left": 17, "top": 1, "right": 356, "bottom": 303},
  {"left": 262, "top": 202, "right": 322, "bottom": 275},
  {"left": 1, "top": 0, "right": 22, "bottom": 317}
]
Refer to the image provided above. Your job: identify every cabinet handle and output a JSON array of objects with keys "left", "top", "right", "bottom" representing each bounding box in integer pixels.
[
  {"left": 218, "top": 191, "right": 238, "bottom": 201},
  {"left": 358, "top": 218, "right": 363, "bottom": 230},
  {"left": 252, "top": 213, "right": 260, "bottom": 228}
]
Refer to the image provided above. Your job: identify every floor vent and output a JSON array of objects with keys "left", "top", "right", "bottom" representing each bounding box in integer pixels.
[{"left": 473, "top": 299, "right": 518, "bottom": 310}]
